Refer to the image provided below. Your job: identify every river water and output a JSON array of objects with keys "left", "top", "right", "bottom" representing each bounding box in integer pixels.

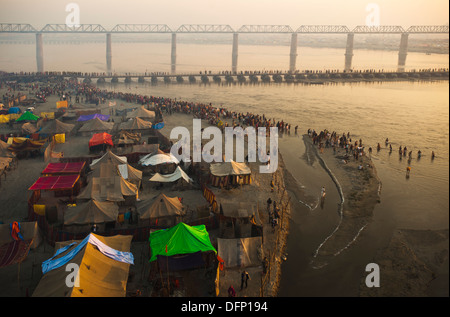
[{"left": 1, "top": 41, "right": 449, "bottom": 296}]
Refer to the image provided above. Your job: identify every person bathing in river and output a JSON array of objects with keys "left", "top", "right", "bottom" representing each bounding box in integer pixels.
[{"left": 321, "top": 186, "right": 326, "bottom": 199}]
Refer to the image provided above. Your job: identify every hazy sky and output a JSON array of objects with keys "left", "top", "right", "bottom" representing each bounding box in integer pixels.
[{"left": 0, "top": 0, "right": 448, "bottom": 30}]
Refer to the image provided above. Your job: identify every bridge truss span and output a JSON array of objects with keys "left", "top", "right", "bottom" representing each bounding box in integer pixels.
[
  {"left": 176, "top": 24, "right": 235, "bottom": 33},
  {"left": 110, "top": 24, "right": 173, "bottom": 33}
]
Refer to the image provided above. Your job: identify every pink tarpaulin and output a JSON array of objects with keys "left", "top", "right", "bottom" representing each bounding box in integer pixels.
[
  {"left": 28, "top": 174, "right": 80, "bottom": 191},
  {"left": 41, "top": 162, "right": 86, "bottom": 175}
]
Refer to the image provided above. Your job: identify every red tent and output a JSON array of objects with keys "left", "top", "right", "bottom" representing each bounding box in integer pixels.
[
  {"left": 41, "top": 162, "right": 86, "bottom": 175},
  {"left": 89, "top": 133, "right": 113, "bottom": 148},
  {"left": 28, "top": 175, "right": 80, "bottom": 191}
]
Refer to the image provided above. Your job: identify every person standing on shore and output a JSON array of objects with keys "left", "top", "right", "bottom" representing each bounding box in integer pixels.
[{"left": 241, "top": 271, "right": 250, "bottom": 290}]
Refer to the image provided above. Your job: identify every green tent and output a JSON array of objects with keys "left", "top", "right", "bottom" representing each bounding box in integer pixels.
[
  {"left": 149, "top": 222, "right": 216, "bottom": 262},
  {"left": 16, "top": 111, "right": 40, "bottom": 122}
]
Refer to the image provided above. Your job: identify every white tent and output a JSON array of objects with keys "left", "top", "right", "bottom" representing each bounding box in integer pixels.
[
  {"left": 139, "top": 153, "right": 179, "bottom": 166},
  {"left": 149, "top": 166, "right": 192, "bottom": 183}
]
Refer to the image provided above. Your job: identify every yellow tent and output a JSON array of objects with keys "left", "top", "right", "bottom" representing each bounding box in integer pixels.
[{"left": 32, "top": 234, "right": 133, "bottom": 297}]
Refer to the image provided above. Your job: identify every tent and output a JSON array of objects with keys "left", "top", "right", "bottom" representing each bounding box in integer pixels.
[
  {"left": 77, "top": 113, "right": 110, "bottom": 122},
  {"left": 90, "top": 150, "right": 127, "bottom": 169},
  {"left": 114, "top": 130, "right": 141, "bottom": 146},
  {"left": 149, "top": 222, "right": 216, "bottom": 262},
  {"left": 89, "top": 132, "right": 113, "bottom": 150},
  {"left": 64, "top": 199, "right": 119, "bottom": 225},
  {"left": 217, "top": 237, "right": 262, "bottom": 268},
  {"left": 137, "top": 193, "right": 186, "bottom": 220},
  {"left": 32, "top": 233, "right": 133, "bottom": 297},
  {"left": 28, "top": 174, "right": 80, "bottom": 191},
  {"left": 139, "top": 152, "right": 179, "bottom": 166},
  {"left": 149, "top": 166, "right": 193, "bottom": 184},
  {"left": 210, "top": 160, "right": 251, "bottom": 176},
  {"left": 15, "top": 111, "right": 39, "bottom": 122},
  {"left": 0, "top": 221, "right": 42, "bottom": 268},
  {"left": 119, "top": 117, "right": 152, "bottom": 131},
  {"left": 218, "top": 201, "right": 261, "bottom": 238},
  {"left": 78, "top": 118, "right": 114, "bottom": 134},
  {"left": 7, "top": 107, "right": 20, "bottom": 114},
  {"left": 76, "top": 176, "right": 137, "bottom": 202},
  {"left": 7, "top": 138, "right": 46, "bottom": 154},
  {"left": 126, "top": 106, "right": 155, "bottom": 120},
  {"left": 90, "top": 162, "right": 142, "bottom": 189},
  {"left": 41, "top": 162, "right": 86, "bottom": 176},
  {"left": 210, "top": 160, "right": 251, "bottom": 187},
  {"left": 21, "top": 122, "right": 38, "bottom": 134},
  {"left": 0, "top": 114, "right": 10, "bottom": 123},
  {"left": 38, "top": 119, "right": 75, "bottom": 135}
]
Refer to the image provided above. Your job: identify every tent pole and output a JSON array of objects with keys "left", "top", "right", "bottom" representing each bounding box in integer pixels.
[{"left": 17, "top": 262, "right": 21, "bottom": 291}]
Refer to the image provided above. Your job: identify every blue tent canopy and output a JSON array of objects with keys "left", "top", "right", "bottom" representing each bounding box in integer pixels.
[
  {"left": 77, "top": 113, "right": 110, "bottom": 122},
  {"left": 8, "top": 107, "right": 21, "bottom": 114}
]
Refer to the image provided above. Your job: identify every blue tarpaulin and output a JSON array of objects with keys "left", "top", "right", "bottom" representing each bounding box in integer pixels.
[
  {"left": 77, "top": 114, "right": 110, "bottom": 122},
  {"left": 41, "top": 233, "right": 134, "bottom": 274},
  {"left": 8, "top": 107, "right": 21, "bottom": 114},
  {"left": 152, "top": 122, "right": 165, "bottom": 130}
]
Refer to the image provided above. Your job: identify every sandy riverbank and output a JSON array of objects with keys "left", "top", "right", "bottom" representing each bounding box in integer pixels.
[{"left": 302, "top": 134, "right": 382, "bottom": 269}]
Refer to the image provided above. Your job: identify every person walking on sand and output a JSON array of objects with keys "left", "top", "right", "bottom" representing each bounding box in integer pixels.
[
  {"left": 241, "top": 270, "right": 250, "bottom": 290},
  {"left": 228, "top": 285, "right": 236, "bottom": 297}
]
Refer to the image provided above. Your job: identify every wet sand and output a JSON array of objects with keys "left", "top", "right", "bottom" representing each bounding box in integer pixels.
[{"left": 302, "top": 135, "right": 382, "bottom": 268}]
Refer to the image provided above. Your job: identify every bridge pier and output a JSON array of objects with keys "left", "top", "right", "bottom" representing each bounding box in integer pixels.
[
  {"left": 398, "top": 33, "right": 409, "bottom": 72},
  {"left": 106, "top": 33, "right": 112, "bottom": 74},
  {"left": 232, "top": 33, "right": 238, "bottom": 74},
  {"left": 289, "top": 33, "right": 298, "bottom": 72},
  {"left": 35, "top": 33, "right": 44, "bottom": 73},
  {"left": 171, "top": 33, "right": 176, "bottom": 74},
  {"left": 344, "top": 33, "right": 354, "bottom": 71}
]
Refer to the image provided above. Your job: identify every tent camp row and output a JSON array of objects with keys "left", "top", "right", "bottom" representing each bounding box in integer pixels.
[{"left": 32, "top": 221, "right": 215, "bottom": 297}]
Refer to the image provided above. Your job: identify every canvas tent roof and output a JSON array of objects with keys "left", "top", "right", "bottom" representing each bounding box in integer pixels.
[
  {"left": 42, "top": 162, "right": 85, "bottom": 175},
  {"left": 219, "top": 201, "right": 258, "bottom": 219},
  {"left": 7, "top": 138, "right": 45, "bottom": 153},
  {"left": 119, "top": 117, "right": 152, "bottom": 130},
  {"left": 90, "top": 151, "right": 127, "bottom": 169},
  {"left": 126, "top": 106, "right": 155, "bottom": 119},
  {"left": 137, "top": 193, "right": 185, "bottom": 220},
  {"left": 38, "top": 119, "right": 75, "bottom": 135},
  {"left": 78, "top": 117, "right": 114, "bottom": 133},
  {"left": 139, "top": 152, "right": 179, "bottom": 166},
  {"left": 77, "top": 176, "right": 137, "bottom": 202},
  {"left": 64, "top": 199, "right": 119, "bottom": 225},
  {"left": 210, "top": 160, "right": 251, "bottom": 176},
  {"left": 32, "top": 233, "right": 133, "bottom": 297},
  {"left": 21, "top": 122, "right": 38, "bottom": 134},
  {"left": 90, "top": 162, "right": 142, "bottom": 185},
  {"left": 28, "top": 174, "right": 80, "bottom": 191},
  {"left": 149, "top": 222, "right": 216, "bottom": 262},
  {"left": 149, "top": 166, "right": 193, "bottom": 183},
  {"left": 217, "top": 237, "right": 262, "bottom": 268}
]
